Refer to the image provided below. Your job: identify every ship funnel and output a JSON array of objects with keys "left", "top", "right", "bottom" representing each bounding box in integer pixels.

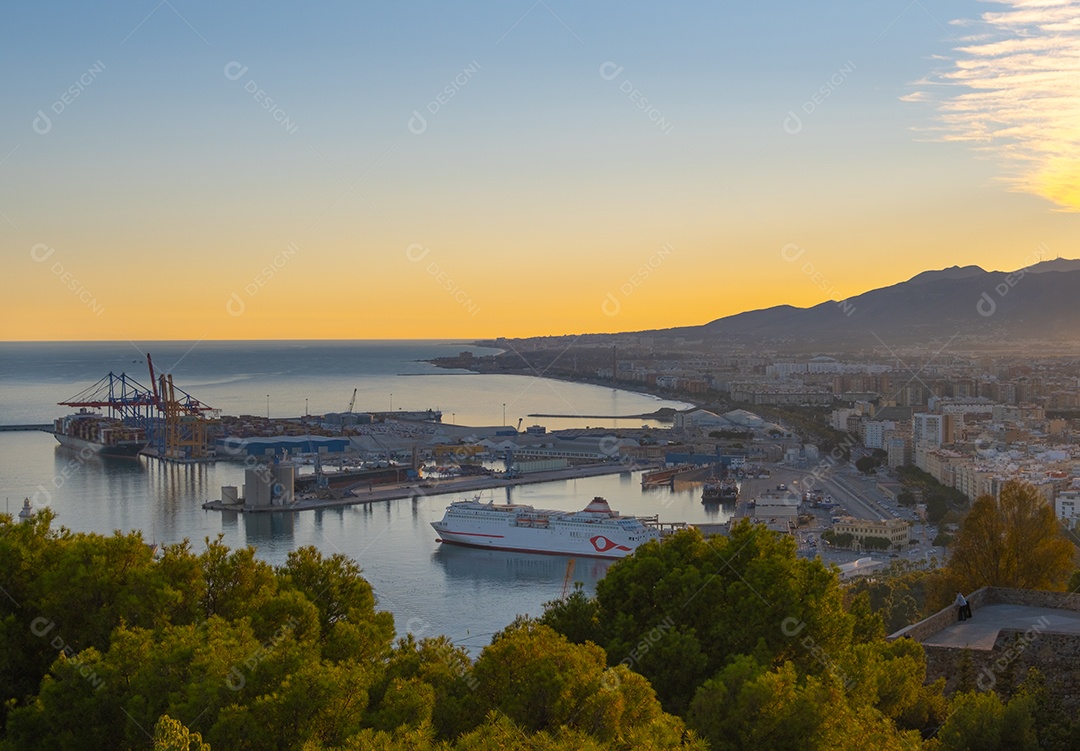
[{"left": 583, "top": 497, "right": 614, "bottom": 514}]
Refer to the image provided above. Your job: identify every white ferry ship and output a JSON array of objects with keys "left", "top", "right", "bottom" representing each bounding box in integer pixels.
[{"left": 431, "top": 496, "right": 665, "bottom": 558}]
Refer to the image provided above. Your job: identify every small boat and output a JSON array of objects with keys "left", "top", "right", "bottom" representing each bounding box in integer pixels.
[{"left": 701, "top": 477, "right": 723, "bottom": 504}]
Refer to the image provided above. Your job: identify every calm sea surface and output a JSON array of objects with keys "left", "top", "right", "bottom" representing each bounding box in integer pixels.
[{"left": 0, "top": 341, "right": 724, "bottom": 652}]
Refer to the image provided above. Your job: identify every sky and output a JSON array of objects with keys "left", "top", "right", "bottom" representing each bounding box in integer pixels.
[{"left": 2, "top": 0, "right": 1078, "bottom": 341}]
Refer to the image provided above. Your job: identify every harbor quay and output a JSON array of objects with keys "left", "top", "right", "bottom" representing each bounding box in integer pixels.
[{"left": 201, "top": 461, "right": 661, "bottom": 513}]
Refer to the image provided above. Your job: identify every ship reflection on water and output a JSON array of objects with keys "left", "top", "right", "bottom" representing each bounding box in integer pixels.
[{"left": 433, "top": 543, "right": 614, "bottom": 593}]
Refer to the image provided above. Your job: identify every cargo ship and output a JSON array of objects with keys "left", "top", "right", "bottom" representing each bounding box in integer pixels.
[
  {"left": 53, "top": 410, "right": 148, "bottom": 458},
  {"left": 431, "top": 496, "right": 664, "bottom": 558}
]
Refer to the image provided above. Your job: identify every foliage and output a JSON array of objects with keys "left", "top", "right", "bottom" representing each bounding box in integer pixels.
[
  {"left": 153, "top": 715, "right": 212, "bottom": 751},
  {"left": 589, "top": 523, "right": 853, "bottom": 714},
  {"left": 541, "top": 521, "right": 951, "bottom": 747},
  {"left": 862, "top": 535, "right": 892, "bottom": 551},
  {"left": 897, "top": 467, "right": 969, "bottom": 508},
  {"left": 844, "top": 561, "right": 933, "bottom": 634},
  {"left": 822, "top": 531, "right": 854, "bottom": 549},
  {"left": 940, "top": 480, "right": 1076, "bottom": 596},
  {"left": 855, "top": 456, "right": 878, "bottom": 474},
  {"left": 0, "top": 512, "right": 699, "bottom": 751},
  {"left": 6, "top": 491, "right": 1080, "bottom": 751},
  {"left": 539, "top": 586, "right": 601, "bottom": 647},
  {"left": 932, "top": 533, "right": 955, "bottom": 548},
  {"left": 934, "top": 690, "right": 1038, "bottom": 751},
  {"left": 898, "top": 491, "right": 915, "bottom": 507}
]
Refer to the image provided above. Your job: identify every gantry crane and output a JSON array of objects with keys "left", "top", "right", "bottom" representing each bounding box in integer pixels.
[{"left": 147, "top": 354, "right": 219, "bottom": 459}]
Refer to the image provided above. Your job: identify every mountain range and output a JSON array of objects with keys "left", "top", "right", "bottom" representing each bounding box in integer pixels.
[{"left": 651, "top": 259, "right": 1080, "bottom": 348}]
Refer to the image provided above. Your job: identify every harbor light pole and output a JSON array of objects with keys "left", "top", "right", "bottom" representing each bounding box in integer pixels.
[
  {"left": 502, "top": 403, "right": 506, "bottom": 426},
  {"left": 266, "top": 394, "right": 270, "bottom": 419},
  {"left": 451, "top": 412, "right": 455, "bottom": 425},
  {"left": 305, "top": 398, "right": 308, "bottom": 417},
  {"left": 390, "top": 393, "right": 393, "bottom": 412}
]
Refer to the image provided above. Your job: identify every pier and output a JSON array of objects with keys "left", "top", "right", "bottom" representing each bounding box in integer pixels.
[
  {"left": 0, "top": 424, "right": 52, "bottom": 432},
  {"left": 202, "top": 461, "right": 661, "bottom": 513}
]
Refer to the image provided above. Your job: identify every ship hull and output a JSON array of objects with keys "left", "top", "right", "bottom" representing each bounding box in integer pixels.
[
  {"left": 433, "top": 533, "right": 636, "bottom": 559},
  {"left": 54, "top": 432, "right": 147, "bottom": 459}
]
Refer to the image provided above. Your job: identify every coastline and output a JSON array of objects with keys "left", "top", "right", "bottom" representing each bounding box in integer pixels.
[{"left": 424, "top": 357, "right": 703, "bottom": 414}]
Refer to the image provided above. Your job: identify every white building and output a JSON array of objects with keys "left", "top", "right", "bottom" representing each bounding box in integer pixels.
[
  {"left": 1055, "top": 490, "right": 1080, "bottom": 529},
  {"left": 831, "top": 408, "right": 854, "bottom": 432},
  {"left": 862, "top": 420, "right": 895, "bottom": 450},
  {"left": 913, "top": 413, "right": 944, "bottom": 451}
]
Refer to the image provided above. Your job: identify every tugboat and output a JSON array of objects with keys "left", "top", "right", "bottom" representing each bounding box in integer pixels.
[{"left": 719, "top": 475, "right": 739, "bottom": 503}]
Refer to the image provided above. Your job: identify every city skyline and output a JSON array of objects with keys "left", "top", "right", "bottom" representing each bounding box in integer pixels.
[{"left": 3, "top": 0, "right": 1078, "bottom": 341}]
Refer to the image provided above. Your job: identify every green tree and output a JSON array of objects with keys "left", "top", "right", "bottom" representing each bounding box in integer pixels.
[
  {"left": 925, "top": 493, "right": 949, "bottom": 524},
  {"left": 468, "top": 622, "right": 686, "bottom": 744},
  {"left": 370, "top": 634, "right": 476, "bottom": 739},
  {"left": 153, "top": 715, "right": 212, "bottom": 751},
  {"left": 844, "top": 560, "right": 933, "bottom": 633},
  {"left": 545, "top": 523, "right": 854, "bottom": 715},
  {"left": 199, "top": 537, "right": 276, "bottom": 620},
  {"left": 945, "top": 480, "right": 1076, "bottom": 593},
  {"left": 538, "top": 585, "right": 601, "bottom": 647},
  {"left": 685, "top": 656, "right": 920, "bottom": 751},
  {"left": 935, "top": 690, "right": 1038, "bottom": 751}
]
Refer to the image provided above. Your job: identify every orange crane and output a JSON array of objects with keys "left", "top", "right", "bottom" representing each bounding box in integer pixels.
[
  {"left": 148, "top": 354, "right": 219, "bottom": 459},
  {"left": 560, "top": 558, "right": 577, "bottom": 600}
]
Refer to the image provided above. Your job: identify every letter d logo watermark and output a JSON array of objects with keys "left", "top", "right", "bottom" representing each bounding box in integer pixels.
[
  {"left": 780, "top": 243, "right": 806, "bottom": 263},
  {"left": 33, "top": 110, "right": 52, "bottom": 135},
  {"left": 226, "top": 292, "right": 246, "bottom": 317},
  {"left": 223, "top": 61, "right": 248, "bottom": 81},
  {"left": 601, "top": 292, "right": 621, "bottom": 317},
  {"left": 407, "top": 110, "right": 427, "bottom": 135},
  {"left": 783, "top": 110, "right": 803, "bottom": 135}
]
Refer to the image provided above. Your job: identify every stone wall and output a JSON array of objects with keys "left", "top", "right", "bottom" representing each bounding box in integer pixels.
[
  {"left": 887, "top": 587, "right": 1080, "bottom": 643},
  {"left": 890, "top": 587, "right": 1080, "bottom": 711},
  {"left": 923, "top": 630, "right": 1080, "bottom": 711},
  {"left": 888, "top": 586, "right": 993, "bottom": 643},
  {"left": 983, "top": 587, "right": 1080, "bottom": 613}
]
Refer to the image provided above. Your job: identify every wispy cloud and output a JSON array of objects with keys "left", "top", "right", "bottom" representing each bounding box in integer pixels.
[{"left": 909, "top": 0, "right": 1080, "bottom": 211}]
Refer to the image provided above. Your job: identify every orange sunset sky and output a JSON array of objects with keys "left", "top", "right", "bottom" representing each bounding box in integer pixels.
[{"left": 3, "top": 0, "right": 1077, "bottom": 341}]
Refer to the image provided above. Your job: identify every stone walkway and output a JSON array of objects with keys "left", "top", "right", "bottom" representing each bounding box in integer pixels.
[{"left": 922, "top": 603, "right": 1080, "bottom": 650}]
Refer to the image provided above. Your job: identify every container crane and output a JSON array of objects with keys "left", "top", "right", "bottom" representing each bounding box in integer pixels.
[{"left": 147, "top": 353, "right": 219, "bottom": 459}]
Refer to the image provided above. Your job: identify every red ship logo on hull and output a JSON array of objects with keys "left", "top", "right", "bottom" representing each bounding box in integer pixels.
[{"left": 590, "top": 535, "right": 632, "bottom": 553}]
